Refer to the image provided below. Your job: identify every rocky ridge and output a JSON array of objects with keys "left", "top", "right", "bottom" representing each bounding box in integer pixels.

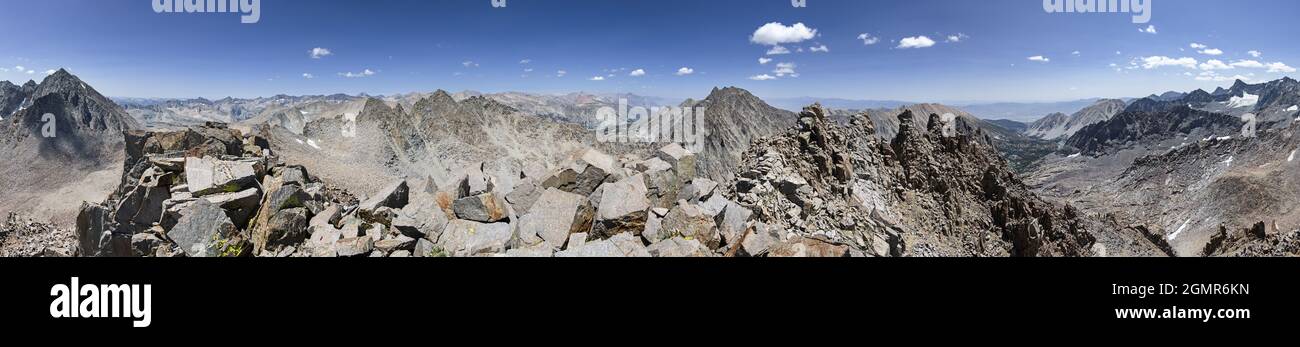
[{"left": 725, "top": 104, "right": 1141, "bottom": 256}]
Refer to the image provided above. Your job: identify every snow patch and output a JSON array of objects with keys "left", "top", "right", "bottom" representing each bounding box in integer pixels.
[
  {"left": 307, "top": 139, "right": 320, "bottom": 150},
  {"left": 1222, "top": 156, "right": 1234, "bottom": 166},
  {"left": 1290, "top": 149, "right": 1297, "bottom": 162},
  {"left": 1226, "top": 92, "right": 1258, "bottom": 108},
  {"left": 1168, "top": 219, "right": 1192, "bottom": 241},
  {"left": 294, "top": 138, "right": 304, "bottom": 144},
  {"left": 1288, "top": 105, "right": 1299, "bottom": 112},
  {"left": 1216, "top": 136, "right": 1232, "bottom": 142},
  {"left": 1067, "top": 153, "right": 1082, "bottom": 159}
]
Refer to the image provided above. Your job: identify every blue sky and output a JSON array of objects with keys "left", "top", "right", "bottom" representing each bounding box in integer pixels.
[{"left": 0, "top": 0, "right": 1295, "bottom": 102}]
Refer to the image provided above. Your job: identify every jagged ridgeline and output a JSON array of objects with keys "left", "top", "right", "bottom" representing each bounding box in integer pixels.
[{"left": 66, "top": 97, "right": 1168, "bottom": 257}]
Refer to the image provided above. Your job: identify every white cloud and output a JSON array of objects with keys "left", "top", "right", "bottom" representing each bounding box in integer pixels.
[
  {"left": 339, "top": 69, "right": 376, "bottom": 78},
  {"left": 809, "top": 44, "right": 829, "bottom": 53},
  {"left": 1139, "top": 25, "right": 1158, "bottom": 34},
  {"left": 1248, "top": 50, "right": 1263, "bottom": 58},
  {"left": 0, "top": 68, "right": 7, "bottom": 72},
  {"left": 1230, "top": 60, "right": 1265, "bottom": 68},
  {"left": 1189, "top": 43, "right": 1208, "bottom": 49},
  {"left": 766, "top": 45, "right": 791, "bottom": 55},
  {"left": 750, "top": 22, "right": 818, "bottom": 46},
  {"left": 629, "top": 69, "right": 646, "bottom": 77},
  {"left": 309, "top": 47, "right": 333, "bottom": 59},
  {"left": 759, "top": 57, "right": 772, "bottom": 65},
  {"left": 44, "top": 69, "right": 56, "bottom": 75},
  {"left": 945, "top": 33, "right": 968, "bottom": 43},
  {"left": 1196, "top": 71, "right": 1251, "bottom": 82},
  {"left": 589, "top": 76, "right": 605, "bottom": 81},
  {"left": 523, "top": 68, "right": 534, "bottom": 73},
  {"left": 1141, "top": 56, "right": 1198, "bottom": 69},
  {"left": 1267, "top": 62, "right": 1296, "bottom": 73},
  {"left": 773, "top": 62, "right": 797, "bottom": 77},
  {"left": 1199, "top": 59, "right": 1232, "bottom": 70},
  {"left": 1028, "top": 56, "right": 1050, "bottom": 63},
  {"left": 519, "top": 59, "right": 531, "bottom": 64},
  {"left": 897, "top": 36, "right": 936, "bottom": 49},
  {"left": 857, "top": 33, "right": 880, "bottom": 45},
  {"left": 302, "top": 73, "right": 315, "bottom": 79},
  {"left": 556, "top": 70, "right": 567, "bottom": 77},
  {"left": 25, "top": 70, "right": 34, "bottom": 74},
  {"left": 675, "top": 67, "right": 694, "bottom": 76},
  {"left": 749, "top": 74, "right": 777, "bottom": 81},
  {"left": 462, "top": 61, "right": 479, "bottom": 68},
  {"left": 1198, "top": 48, "right": 1224, "bottom": 56},
  {"left": 1222, "top": 60, "right": 1295, "bottom": 73},
  {"left": 15, "top": 65, "right": 24, "bottom": 71},
  {"left": 1072, "top": 51, "right": 1081, "bottom": 56}
]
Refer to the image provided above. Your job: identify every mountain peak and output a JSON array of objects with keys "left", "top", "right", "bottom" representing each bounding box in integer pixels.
[
  {"left": 361, "top": 97, "right": 391, "bottom": 111},
  {"left": 49, "top": 68, "right": 72, "bottom": 78},
  {"left": 1230, "top": 79, "right": 1251, "bottom": 91},
  {"left": 429, "top": 89, "right": 456, "bottom": 104},
  {"left": 705, "top": 86, "right": 756, "bottom": 101}
]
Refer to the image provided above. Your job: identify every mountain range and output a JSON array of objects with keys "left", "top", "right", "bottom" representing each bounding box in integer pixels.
[
  {"left": 3, "top": 70, "right": 1299, "bottom": 257},
  {"left": 1027, "top": 77, "right": 1300, "bottom": 256}
]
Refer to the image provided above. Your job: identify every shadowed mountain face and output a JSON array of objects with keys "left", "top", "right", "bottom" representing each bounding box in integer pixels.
[
  {"left": 1065, "top": 106, "right": 1242, "bottom": 155},
  {"left": 1063, "top": 79, "right": 1300, "bottom": 156},
  {"left": 0, "top": 69, "right": 140, "bottom": 224},
  {"left": 0, "top": 69, "right": 138, "bottom": 159}
]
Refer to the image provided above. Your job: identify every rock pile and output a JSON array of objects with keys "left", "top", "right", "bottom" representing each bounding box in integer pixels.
[
  {"left": 0, "top": 213, "right": 76, "bottom": 257},
  {"left": 727, "top": 104, "right": 1099, "bottom": 256},
  {"left": 71, "top": 122, "right": 801, "bottom": 257}
]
